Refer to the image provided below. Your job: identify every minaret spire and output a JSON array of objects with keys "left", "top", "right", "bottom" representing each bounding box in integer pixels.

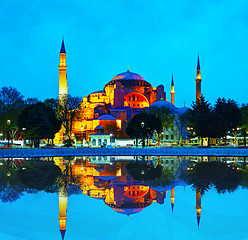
[
  {"left": 170, "top": 73, "right": 175, "bottom": 105},
  {"left": 59, "top": 38, "right": 68, "bottom": 102},
  {"left": 170, "top": 188, "right": 175, "bottom": 213},
  {"left": 195, "top": 187, "right": 202, "bottom": 229},
  {"left": 60, "top": 37, "right": 66, "bottom": 54},
  {"left": 195, "top": 54, "right": 202, "bottom": 104},
  {"left": 59, "top": 185, "right": 68, "bottom": 240}
]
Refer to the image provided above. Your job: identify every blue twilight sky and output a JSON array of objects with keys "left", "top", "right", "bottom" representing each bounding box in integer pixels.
[{"left": 1, "top": 0, "right": 248, "bottom": 107}]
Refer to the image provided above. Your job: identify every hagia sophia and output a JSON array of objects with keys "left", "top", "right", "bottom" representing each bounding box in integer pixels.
[{"left": 55, "top": 39, "right": 202, "bottom": 145}]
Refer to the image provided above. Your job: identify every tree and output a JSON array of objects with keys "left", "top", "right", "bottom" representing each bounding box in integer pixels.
[
  {"left": 57, "top": 94, "right": 82, "bottom": 142},
  {"left": 126, "top": 113, "right": 162, "bottom": 147},
  {"left": 188, "top": 96, "right": 212, "bottom": 128},
  {"left": 194, "top": 112, "right": 227, "bottom": 146},
  {"left": 187, "top": 96, "right": 212, "bottom": 144},
  {"left": 187, "top": 161, "right": 242, "bottom": 195},
  {"left": 0, "top": 86, "right": 24, "bottom": 138},
  {"left": 214, "top": 98, "right": 241, "bottom": 137},
  {"left": 44, "top": 98, "right": 58, "bottom": 111},
  {"left": 18, "top": 102, "right": 61, "bottom": 147},
  {"left": 239, "top": 104, "right": 248, "bottom": 146},
  {"left": 146, "top": 106, "right": 174, "bottom": 145},
  {"left": 174, "top": 109, "right": 190, "bottom": 144}
]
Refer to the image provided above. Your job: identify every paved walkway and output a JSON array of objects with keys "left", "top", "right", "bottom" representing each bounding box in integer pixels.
[{"left": 1, "top": 147, "right": 248, "bottom": 158}]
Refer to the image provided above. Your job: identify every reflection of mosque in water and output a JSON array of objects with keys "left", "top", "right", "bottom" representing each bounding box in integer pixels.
[{"left": 54, "top": 156, "right": 202, "bottom": 240}]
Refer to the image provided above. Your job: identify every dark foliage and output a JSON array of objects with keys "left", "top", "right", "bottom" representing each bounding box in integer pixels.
[
  {"left": 187, "top": 161, "right": 242, "bottom": 194},
  {"left": 18, "top": 102, "right": 61, "bottom": 147},
  {"left": 18, "top": 160, "right": 61, "bottom": 191},
  {"left": 126, "top": 113, "right": 162, "bottom": 146},
  {"left": 126, "top": 160, "right": 174, "bottom": 187}
]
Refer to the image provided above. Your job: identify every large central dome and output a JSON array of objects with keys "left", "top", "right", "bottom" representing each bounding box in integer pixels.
[{"left": 105, "top": 70, "right": 152, "bottom": 87}]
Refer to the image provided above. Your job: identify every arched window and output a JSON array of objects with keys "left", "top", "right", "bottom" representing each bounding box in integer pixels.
[
  {"left": 98, "top": 139, "right": 102, "bottom": 146},
  {"left": 92, "top": 139, "right": 96, "bottom": 146},
  {"left": 103, "top": 139, "right": 107, "bottom": 145}
]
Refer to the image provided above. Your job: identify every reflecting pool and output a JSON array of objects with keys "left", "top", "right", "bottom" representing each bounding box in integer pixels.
[{"left": 0, "top": 156, "right": 248, "bottom": 240}]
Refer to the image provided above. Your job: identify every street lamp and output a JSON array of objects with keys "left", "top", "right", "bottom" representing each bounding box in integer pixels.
[
  {"left": 110, "top": 133, "right": 113, "bottom": 145},
  {"left": 7, "top": 120, "right": 11, "bottom": 148},
  {"left": 22, "top": 128, "right": 26, "bottom": 146},
  {"left": 141, "top": 122, "right": 145, "bottom": 147}
]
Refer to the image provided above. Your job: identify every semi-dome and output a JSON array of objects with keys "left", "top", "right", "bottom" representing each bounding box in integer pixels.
[
  {"left": 94, "top": 125, "right": 104, "bottom": 130},
  {"left": 105, "top": 70, "right": 152, "bottom": 88},
  {"left": 177, "top": 106, "right": 189, "bottom": 115},
  {"left": 97, "top": 115, "right": 116, "bottom": 120},
  {"left": 149, "top": 99, "right": 178, "bottom": 114}
]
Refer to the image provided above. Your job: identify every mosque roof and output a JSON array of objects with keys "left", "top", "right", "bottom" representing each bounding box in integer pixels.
[
  {"left": 149, "top": 99, "right": 178, "bottom": 114},
  {"left": 89, "top": 133, "right": 109, "bottom": 136},
  {"left": 177, "top": 106, "right": 189, "bottom": 115},
  {"left": 91, "top": 90, "right": 105, "bottom": 94},
  {"left": 150, "top": 180, "right": 189, "bottom": 192},
  {"left": 95, "top": 125, "right": 104, "bottom": 130},
  {"left": 97, "top": 115, "right": 116, "bottom": 120},
  {"left": 105, "top": 70, "right": 152, "bottom": 87},
  {"left": 97, "top": 176, "right": 116, "bottom": 181}
]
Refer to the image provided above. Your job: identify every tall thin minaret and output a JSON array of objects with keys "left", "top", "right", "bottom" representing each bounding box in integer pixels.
[
  {"left": 195, "top": 187, "right": 202, "bottom": 229},
  {"left": 59, "top": 185, "right": 68, "bottom": 240},
  {"left": 59, "top": 38, "right": 68, "bottom": 102},
  {"left": 170, "top": 188, "right": 175, "bottom": 212},
  {"left": 195, "top": 55, "right": 202, "bottom": 104},
  {"left": 170, "top": 74, "right": 175, "bottom": 105}
]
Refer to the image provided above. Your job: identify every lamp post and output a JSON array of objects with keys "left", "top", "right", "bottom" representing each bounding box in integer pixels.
[
  {"left": 7, "top": 120, "right": 11, "bottom": 148},
  {"left": 110, "top": 133, "right": 113, "bottom": 146},
  {"left": 22, "top": 128, "right": 26, "bottom": 147},
  {"left": 141, "top": 122, "right": 145, "bottom": 147}
]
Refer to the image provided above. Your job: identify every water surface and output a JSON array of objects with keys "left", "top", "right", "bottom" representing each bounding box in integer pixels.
[{"left": 0, "top": 156, "right": 247, "bottom": 240}]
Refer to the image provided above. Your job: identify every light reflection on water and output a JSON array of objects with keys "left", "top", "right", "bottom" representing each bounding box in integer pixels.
[{"left": 0, "top": 156, "right": 248, "bottom": 240}]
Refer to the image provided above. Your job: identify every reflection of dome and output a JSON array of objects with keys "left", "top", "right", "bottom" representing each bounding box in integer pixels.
[
  {"left": 150, "top": 180, "right": 189, "bottom": 192},
  {"left": 105, "top": 71, "right": 152, "bottom": 87},
  {"left": 97, "top": 115, "right": 116, "bottom": 120},
  {"left": 149, "top": 99, "right": 178, "bottom": 114},
  {"left": 177, "top": 106, "right": 189, "bottom": 115},
  {"left": 106, "top": 202, "right": 151, "bottom": 215}
]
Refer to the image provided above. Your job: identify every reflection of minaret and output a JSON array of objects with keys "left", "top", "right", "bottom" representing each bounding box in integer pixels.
[
  {"left": 195, "top": 187, "right": 202, "bottom": 228},
  {"left": 170, "top": 74, "right": 175, "bottom": 105},
  {"left": 170, "top": 188, "right": 175, "bottom": 212},
  {"left": 59, "top": 38, "right": 68, "bottom": 102},
  {"left": 59, "top": 185, "right": 68, "bottom": 240},
  {"left": 195, "top": 54, "right": 202, "bottom": 104}
]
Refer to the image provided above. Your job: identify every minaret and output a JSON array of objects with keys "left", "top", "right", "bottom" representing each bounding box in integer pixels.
[
  {"left": 59, "top": 185, "right": 68, "bottom": 240},
  {"left": 195, "top": 187, "right": 202, "bottom": 229},
  {"left": 170, "top": 74, "right": 175, "bottom": 105},
  {"left": 59, "top": 38, "right": 68, "bottom": 102},
  {"left": 170, "top": 188, "right": 175, "bottom": 212},
  {"left": 195, "top": 55, "right": 202, "bottom": 104}
]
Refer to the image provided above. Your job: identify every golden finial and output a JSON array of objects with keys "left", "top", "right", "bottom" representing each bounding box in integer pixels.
[
  {"left": 184, "top": 101, "right": 185, "bottom": 107},
  {"left": 127, "top": 65, "right": 130, "bottom": 72}
]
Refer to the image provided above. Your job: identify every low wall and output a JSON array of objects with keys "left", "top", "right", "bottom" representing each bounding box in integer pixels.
[{"left": 1, "top": 147, "right": 248, "bottom": 158}]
